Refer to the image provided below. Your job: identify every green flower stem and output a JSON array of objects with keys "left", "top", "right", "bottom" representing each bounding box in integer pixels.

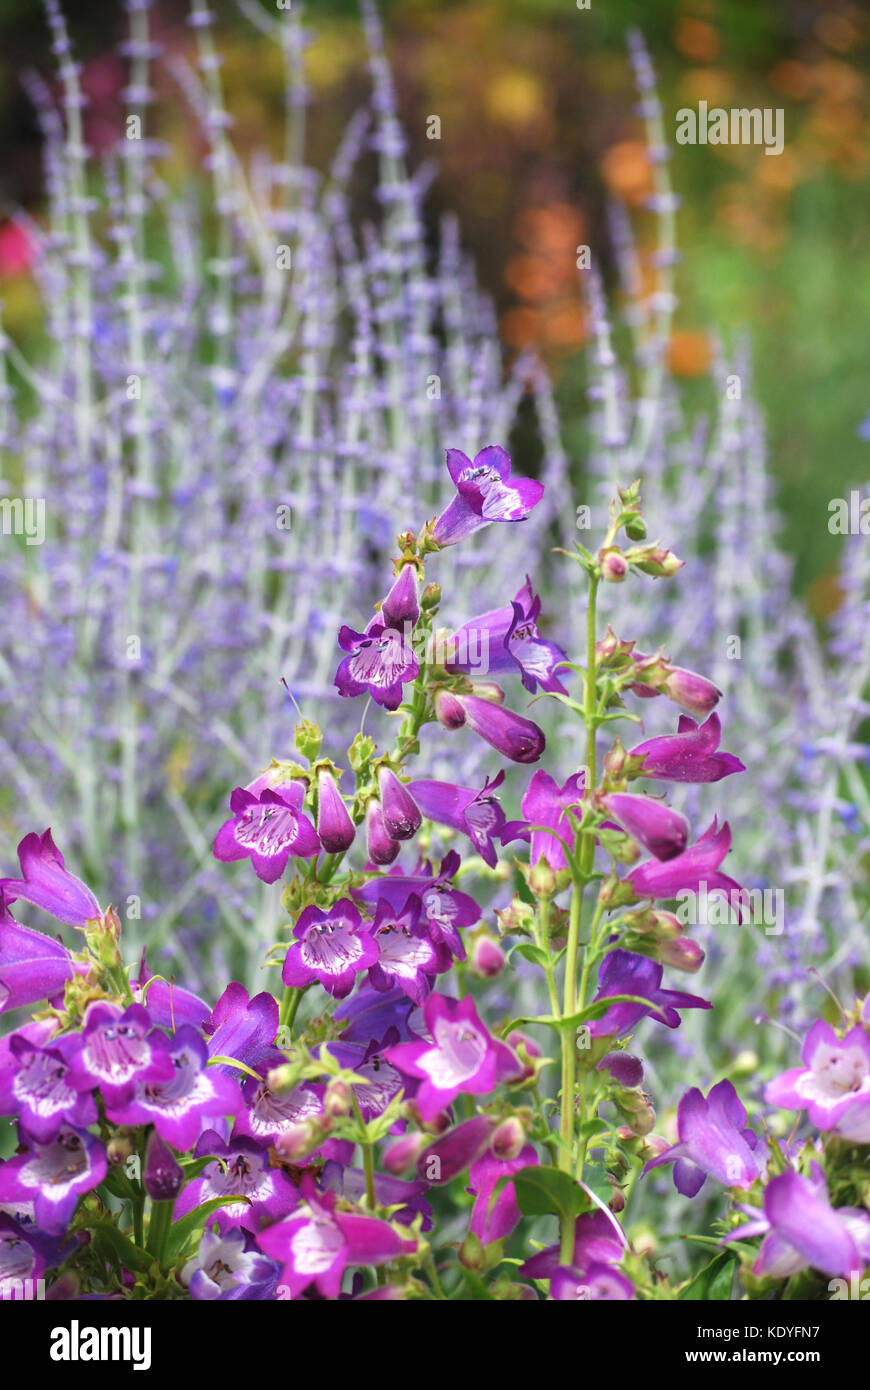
[
  {"left": 145, "top": 1198, "right": 173, "bottom": 1261},
  {"left": 279, "top": 985, "right": 302, "bottom": 1033},
  {"left": 534, "top": 896, "right": 560, "bottom": 1017},
  {"left": 558, "top": 572, "right": 600, "bottom": 1263}
]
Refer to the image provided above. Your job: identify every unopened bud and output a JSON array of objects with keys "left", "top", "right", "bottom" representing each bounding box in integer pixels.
[
  {"left": 600, "top": 547, "right": 628, "bottom": 583},
  {"left": 491, "top": 1117, "right": 525, "bottom": 1161},
  {"left": 324, "top": 1080, "right": 353, "bottom": 1118},
  {"left": 383, "top": 1131, "right": 428, "bottom": 1175},
  {"left": 469, "top": 933, "right": 505, "bottom": 979},
  {"left": 658, "top": 937, "right": 704, "bottom": 973},
  {"left": 143, "top": 1129, "right": 183, "bottom": 1201}
]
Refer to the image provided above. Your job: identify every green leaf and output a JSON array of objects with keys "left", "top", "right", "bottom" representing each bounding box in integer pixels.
[
  {"left": 512, "top": 1165, "right": 585, "bottom": 1222},
  {"left": 509, "top": 942, "right": 551, "bottom": 969},
  {"left": 89, "top": 1221, "right": 151, "bottom": 1273},
  {"left": 508, "top": 994, "right": 665, "bottom": 1034},
  {"left": 165, "top": 1196, "right": 250, "bottom": 1261},
  {"left": 678, "top": 1251, "right": 736, "bottom": 1301}
]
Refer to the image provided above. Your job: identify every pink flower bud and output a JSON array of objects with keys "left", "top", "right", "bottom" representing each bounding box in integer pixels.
[
  {"left": 365, "top": 799, "right": 401, "bottom": 866},
  {"left": 491, "top": 1117, "right": 525, "bottom": 1161},
  {"left": 377, "top": 767, "right": 422, "bottom": 840},
  {"left": 470, "top": 933, "right": 506, "bottom": 979},
  {"left": 316, "top": 768, "right": 355, "bottom": 853}
]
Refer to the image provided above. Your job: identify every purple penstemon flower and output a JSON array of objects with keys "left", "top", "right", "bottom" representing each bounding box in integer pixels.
[
  {"left": 643, "top": 1080, "right": 766, "bottom": 1196},
  {"left": 173, "top": 1129, "right": 298, "bottom": 1233},
  {"left": 257, "top": 1178, "right": 416, "bottom": 1299},
  {"left": 433, "top": 688, "right": 545, "bottom": 764},
  {"left": 320, "top": 1160, "right": 432, "bottom": 1231},
  {"left": 282, "top": 899, "right": 379, "bottom": 1000},
  {"left": 334, "top": 565, "right": 420, "bottom": 711},
  {"left": 213, "top": 781, "right": 320, "bottom": 884},
  {"left": 468, "top": 1144, "right": 538, "bottom": 1245},
  {"left": 588, "top": 949, "right": 711, "bottom": 1039},
  {"left": 445, "top": 576, "right": 568, "bottom": 694},
  {"left": 409, "top": 773, "right": 513, "bottom": 869},
  {"left": 105, "top": 1026, "right": 240, "bottom": 1150},
  {"left": 0, "top": 896, "right": 81, "bottom": 1013},
  {"left": 502, "top": 769, "right": 585, "bottom": 871},
  {"left": 203, "top": 983, "right": 279, "bottom": 1074},
  {"left": 764, "top": 1020, "right": 870, "bottom": 1132},
  {"left": 0, "top": 830, "right": 101, "bottom": 930},
  {"left": 600, "top": 792, "right": 689, "bottom": 862},
  {"left": 367, "top": 895, "right": 438, "bottom": 1005},
  {"left": 353, "top": 851, "right": 480, "bottom": 966},
  {"left": 364, "top": 799, "right": 401, "bottom": 867},
  {"left": 431, "top": 446, "right": 544, "bottom": 547},
  {"left": 385, "top": 992, "right": 523, "bottom": 1122},
  {"left": 0, "top": 1033, "right": 96, "bottom": 1143},
  {"left": 626, "top": 818, "right": 742, "bottom": 900},
  {"left": 183, "top": 1227, "right": 281, "bottom": 1301},
  {"left": 132, "top": 954, "right": 210, "bottom": 1032},
  {"left": 724, "top": 1165, "right": 870, "bottom": 1280},
  {"left": 629, "top": 655, "right": 721, "bottom": 718},
  {"left": 67, "top": 1002, "right": 174, "bottom": 1105},
  {"left": 629, "top": 713, "right": 745, "bottom": 784},
  {"left": 0, "top": 1125, "right": 107, "bottom": 1234}
]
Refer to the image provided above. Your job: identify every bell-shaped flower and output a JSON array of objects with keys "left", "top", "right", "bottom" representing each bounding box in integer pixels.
[{"left": 431, "top": 446, "right": 544, "bottom": 546}]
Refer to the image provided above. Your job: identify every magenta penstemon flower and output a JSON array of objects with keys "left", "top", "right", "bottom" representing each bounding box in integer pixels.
[
  {"left": 431, "top": 446, "right": 544, "bottom": 547},
  {"left": 334, "top": 565, "right": 420, "bottom": 710},
  {"left": 502, "top": 769, "right": 585, "bottom": 871},
  {"left": 445, "top": 576, "right": 568, "bottom": 694},
  {"left": 0, "top": 830, "right": 101, "bottom": 929},
  {"left": 588, "top": 949, "right": 711, "bottom": 1039},
  {"left": 353, "top": 851, "right": 481, "bottom": 965},
  {"left": 409, "top": 772, "right": 512, "bottom": 868},
  {"left": 600, "top": 792, "right": 689, "bottom": 862},
  {"left": 643, "top": 1080, "right": 767, "bottom": 1196},
  {"left": 282, "top": 900, "right": 379, "bottom": 999},
  {"left": 0, "top": 1033, "right": 96, "bottom": 1143},
  {"left": 629, "top": 713, "right": 745, "bottom": 784},
  {"left": 0, "top": 1125, "right": 107, "bottom": 1234},
  {"left": 256, "top": 1177, "right": 415, "bottom": 1299},
  {"left": 384, "top": 992, "right": 523, "bottom": 1121},
  {"left": 764, "top": 1020, "right": 870, "bottom": 1133},
  {"left": 104, "top": 1026, "right": 240, "bottom": 1149},
  {"left": 173, "top": 1129, "right": 298, "bottom": 1233},
  {"left": 626, "top": 818, "right": 742, "bottom": 900},
  {"left": 67, "top": 1002, "right": 174, "bottom": 1104},
  {"left": 366, "top": 895, "right": 438, "bottom": 1004},
  {"left": 724, "top": 1164, "right": 870, "bottom": 1280},
  {"left": 213, "top": 781, "right": 320, "bottom": 884},
  {"left": 0, "top": 896, "right": 80, "bottom": 1014}
]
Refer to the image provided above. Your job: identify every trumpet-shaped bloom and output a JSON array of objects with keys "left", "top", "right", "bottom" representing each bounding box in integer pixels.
[
  {"left": 282, "top": 900, "right": 379, "bottom": 1000},
  {"left": 629, "top": 714, "right": 745, "bottom": 784},
  {"left": 0, "top": 1033, "right": 96, "bottom": 1143},
  {"left": 334, "top": 566, "right": 420, "bottom": 711},
  {"left": 432, "top": 446, "right": 544, "bottom": 546},
  {"left": 409, "top": 773, "right": 512, "bottom": 869},
  {"left": 0, "top": 1125, "right": 107, "bottom": 1234},
  {"left": 589, "top": 949, "right": 710, "bottom": 1039},
  {"left": 385, "top": 992, "right": 522, "bottom": 1121},
  {"left": 256, "top": 1180, "right": 415, "bottom": 1299},
  {"left": 445, "top": 577, "right": 567, "bottom": 694},
  {"left": 626, "top": 819, "right": 742, "bottom": 901},
  {"left": 0, "top": 831, "right": 100, "bottom": 929},
  {"left": 643, "top": 1080, "right": 766, "bottom": 1197},
  {"left": 0, "top": 899, "right": 79, "bottom": 1014},
  {"left": 764, "top": 1021, "right": 870, "bottom": 1131},
  {"left": 600, "top": 793, "right": 689, "bottom": 862},
  {"left": 725, "top": 1165, "right": 870, "bottom": 1280},
  {"left": 434, "top": 690, "right": 545, "bottom": 764},
  {"left": 213, "top": 782, "right": 320, "bottom": 884}
]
